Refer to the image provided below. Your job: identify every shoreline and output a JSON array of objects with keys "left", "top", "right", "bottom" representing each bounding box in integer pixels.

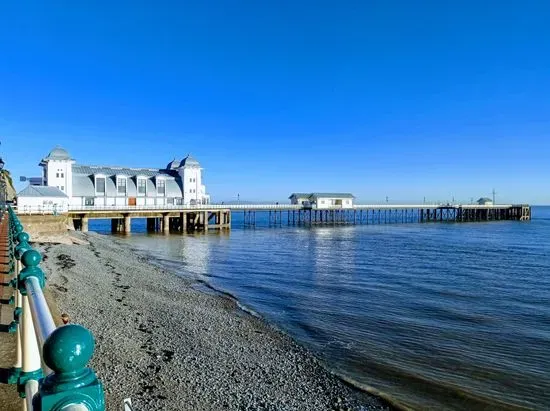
[{"left": 37, "top": 231, "right": 392, "bottom": 411}]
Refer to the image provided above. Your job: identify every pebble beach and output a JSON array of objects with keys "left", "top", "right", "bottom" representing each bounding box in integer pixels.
[{"left": 38, "top": 232, "right": 391, "bottom": 411}]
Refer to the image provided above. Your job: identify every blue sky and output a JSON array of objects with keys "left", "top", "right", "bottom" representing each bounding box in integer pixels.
[{"left": 1, "top": 1, "right": 549, "bottom": 204}]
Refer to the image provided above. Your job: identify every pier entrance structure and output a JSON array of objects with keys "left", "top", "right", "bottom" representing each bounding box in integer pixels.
[{"left": 56, "top": 203, "right": 531, "bottom": 233}]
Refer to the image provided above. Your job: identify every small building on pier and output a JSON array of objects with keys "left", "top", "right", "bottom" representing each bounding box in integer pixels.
[
  {"left": 289, "top": 192, "right": 355, "bottom": 209},
  {"left": 16, "top": 185, "right": 69, "bottom": 213},
  {"left": 477, "top": 197, "right": 493, "bottom": 205},
  {"left": 37, "top": 147, "right": 210, "bottom": 207}
]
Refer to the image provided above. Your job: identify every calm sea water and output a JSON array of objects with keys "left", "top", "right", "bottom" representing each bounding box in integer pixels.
[{"left": 90, "top": 206, "right": 550, "bottom": 410}]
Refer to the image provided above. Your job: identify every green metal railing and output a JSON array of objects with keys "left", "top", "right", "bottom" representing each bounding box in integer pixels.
[{"left": 3, "top": 205, "right": 105, "bottom": 410}]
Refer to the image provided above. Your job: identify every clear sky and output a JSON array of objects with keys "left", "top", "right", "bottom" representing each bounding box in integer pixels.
[{"left": 1, "top": 1, "right": 549, "bottom": 204}]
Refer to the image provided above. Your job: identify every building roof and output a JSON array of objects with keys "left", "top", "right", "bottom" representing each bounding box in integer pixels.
[
  {"left": 290, "top": 192, "right": 354, "bottom": 199},
  {"left": 478, "top": 197, "right": 492, "bottom": 202},
  {"left": 41, "top": 146, "right": 73, "bottom": 162},
  {"left": 180, "top": 154, "right": 200, "bottom": 167},
  {"left": 310, "top": 193, "right": 355, "bottom": 198},
  {"left": 72, "top": 164, "right": 178, "bottom": 178},
  {"left": 289, "top": 193, "right": 312, "bottom": 199},
  {"left": 71, "top": 172, "right": 186, "bottom": 198},
  {"left": 17, "top": 185, "right": 68, "bottom": 198}
]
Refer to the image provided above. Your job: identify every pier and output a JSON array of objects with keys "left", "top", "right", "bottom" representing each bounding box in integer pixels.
[{"left": 14, "top": 203, "right": 531, "bottom": 232}]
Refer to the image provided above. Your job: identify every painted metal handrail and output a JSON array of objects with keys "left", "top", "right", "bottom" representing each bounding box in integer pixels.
[
  {"left": 2, "top": 205, "right": 105, "bottom": 411},
  {"left": 25, "top": 276, "right": 57, "bottom": 347}
]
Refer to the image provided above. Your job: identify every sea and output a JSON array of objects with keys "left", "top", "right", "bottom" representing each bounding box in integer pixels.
[{"left": 89, "top": 206, "right": 550, "bottom": 410}]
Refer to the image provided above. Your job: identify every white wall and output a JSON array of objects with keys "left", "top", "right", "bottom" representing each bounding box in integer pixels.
[
  {"left": 290, "top": 196, "right": 311, "bottom": 205},
  {"left": 180, "top": 166, "right": 202, "bottom": 205},
  {"left": 314, "top": 197, "right": 354, "bottom": 209},
  {"left": 18, "top": 196, "right": 69, "bottom": 213},
  {"left": 70, "top": 197, "right": 83, "bottom": 206},
  {"left": 44, "top": 160, "right": 74, "bottom": 198}
]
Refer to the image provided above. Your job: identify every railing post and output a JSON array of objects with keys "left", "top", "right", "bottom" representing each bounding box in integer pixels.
[
  {"left": 17, "top": 250, "right": 44, "bottom": 397},
  {"left": 38, "top": 325, "right": 105, "bottom": 411}
]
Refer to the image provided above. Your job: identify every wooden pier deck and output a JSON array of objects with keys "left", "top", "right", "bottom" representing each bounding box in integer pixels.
[
  {"left": 258, "top": 204, "right": 531, "bottom": 227},
  {"left": 14, "top": 203, "right": 531, "bottom": 233}
]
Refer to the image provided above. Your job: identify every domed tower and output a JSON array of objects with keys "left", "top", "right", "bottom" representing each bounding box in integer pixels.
[
  {"left": 39, "top": 146, "right": 75, "bottom": 198},
  {"left": 177, "top": 154, "right": 208, "bottom": 205}
]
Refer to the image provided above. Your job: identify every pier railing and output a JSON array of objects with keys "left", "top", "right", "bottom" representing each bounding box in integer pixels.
[
  {"left": 13, "top": 202, "right": 525, "bottom": 217},
  {"left": 12, "top": 204, "right": 68, "bottom": 215},
  {"left": 2, "top": 205, "right": 105, "bottom": 410}
]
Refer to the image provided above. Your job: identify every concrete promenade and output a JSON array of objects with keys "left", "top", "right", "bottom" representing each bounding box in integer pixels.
[{"left": 0, "top": 214, "right": 19, "bottom": 411}]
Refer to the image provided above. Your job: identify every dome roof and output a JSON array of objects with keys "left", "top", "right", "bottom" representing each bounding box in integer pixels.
[
  {"left": 180, "top": 154, "right": 200, "bottom": 167},
  {"left": 43, "top": 146, "right": 72, "bottom": 161}
]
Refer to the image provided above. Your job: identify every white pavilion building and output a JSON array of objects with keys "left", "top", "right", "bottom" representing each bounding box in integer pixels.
[{"left": 36, "top": 147, "right": 210, "bottom": 207}]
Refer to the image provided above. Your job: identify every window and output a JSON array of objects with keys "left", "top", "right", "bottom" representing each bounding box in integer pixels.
[
  {"left": 137, "top": 178, "right": 146, "bottom": 195},
  {"left": 157, "top": 179, "right": 165, "bottom": 195},
  {"left": 61, "top": 173, "right": 64, "bottom": 178},
  {"left": 167, "top": 197, "right": 174, "bottom": 205},
  {"left": 56, "top": 173, "right": 59, "bottom": 178},
  {"left": 117, "top": 178, "right": 127, "bottom": 194},
  {"left": 96, "top": 177, "right": 106, "bottom": 194},
  {"left": 61, "top": 186, "right": 64, "bottom": 191}
]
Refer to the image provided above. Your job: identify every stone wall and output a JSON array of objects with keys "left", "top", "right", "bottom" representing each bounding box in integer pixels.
[{"left": 18, "top": 214, "right": 74, "bottom": 244}]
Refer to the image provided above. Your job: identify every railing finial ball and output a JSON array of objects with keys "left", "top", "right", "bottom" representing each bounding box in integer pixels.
[
  {"left": 16, "top": 231, "right": 30, "bottom": 243},
  {"left": 43, "top": 324, "right": 95, "bottom": 374},
  {"left": 21, "top": 249, "right": 42, "bottom": 268}
]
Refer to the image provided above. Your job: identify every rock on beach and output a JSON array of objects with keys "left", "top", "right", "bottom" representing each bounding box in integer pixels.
[{"left": 39, "top": 232, "right": 391, "bottom": 411}]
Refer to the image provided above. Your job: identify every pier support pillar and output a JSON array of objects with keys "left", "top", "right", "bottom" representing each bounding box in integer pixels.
[
  {"left": 163, "top": 215, "right": 170, "bottom": 234},
  {"left": 204, "top": 211, "right": 209, "bottom": 231},
  {"left": 81, "top": 215, "right": 89, "bottom": 232},
  {"left": 123, "top": 215, "right": 131, "bottom": 233},
  {"left": 182, "top": 213, "right": 187, "bottom": 232}
]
